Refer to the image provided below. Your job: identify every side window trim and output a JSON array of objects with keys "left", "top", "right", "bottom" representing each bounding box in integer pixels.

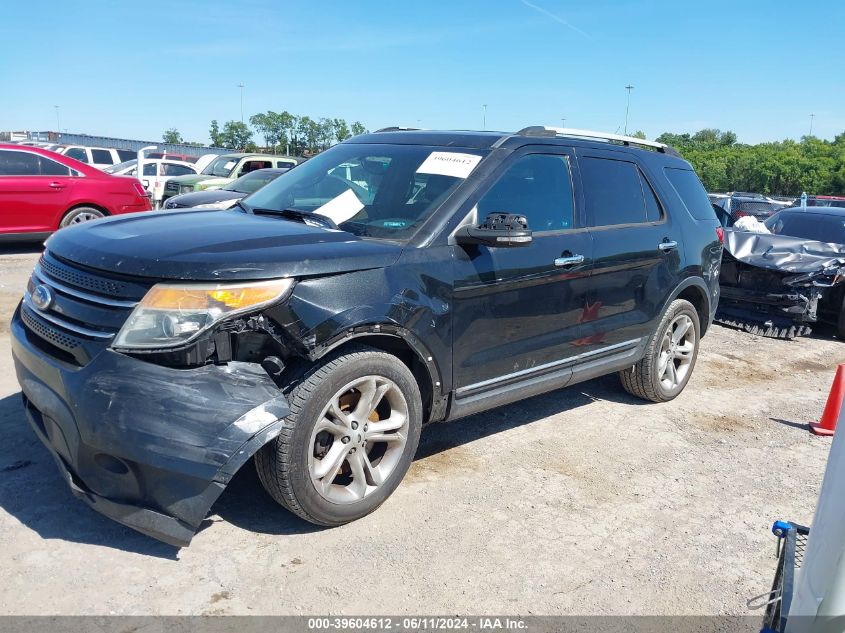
[{"left": 637, "top": 166, "right": 665, "bottom": 222}]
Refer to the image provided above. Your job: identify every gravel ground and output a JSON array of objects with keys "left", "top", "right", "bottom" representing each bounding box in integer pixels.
[{"left": 0, "top": 245, "right": 839, "bottom": 616}]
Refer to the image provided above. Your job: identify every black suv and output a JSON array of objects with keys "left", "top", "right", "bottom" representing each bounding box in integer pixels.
[{"left": 11, "top": 127, "right": 722, "bottom": 545}]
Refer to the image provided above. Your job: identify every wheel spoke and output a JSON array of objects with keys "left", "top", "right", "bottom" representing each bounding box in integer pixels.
[
  {"left": 672, "top": 318, "right": 691, "bottom": 344},
  {"left": 353, "top": 378, "right": 391, "bottom": 419},
  {"left": 368, "top": 412, "right": 406, "bottom": 434},
  {"left": 675, "top": 342, "right": 694, "bottom": 361},
  {"left": 657, "top": 351, "right": 670, "bottom": 378},
  {"left": 347, "top": 451, "right": 369, "bottom": 499},
  {"left": 328, "top": 401, "right": 353, "bottom": 428},
  {"left": 315, "top": 416, "right": 348, "bottom": 438},
  {"left": 666, "top": 360, "right": 678, "bottom": 385},
  {"left": 361, "top": 451, "right": 384, "bottom": 486},
  {"left": 368, "top": 431, "right": 405, "bottom": 444},
  {"left": 312, "top": 442, "right": 349, "bottom": 480}
]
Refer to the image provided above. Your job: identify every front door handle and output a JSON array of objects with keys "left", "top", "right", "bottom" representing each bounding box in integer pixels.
[
  {"left": 554, "top": 254, "right": 585, "bottom": 267},
  {"left": 49, "top": 182, "right": 66, "bottom": 189},
  {"left": 658, "top": 240, "right": 678, "bottom": 252}
]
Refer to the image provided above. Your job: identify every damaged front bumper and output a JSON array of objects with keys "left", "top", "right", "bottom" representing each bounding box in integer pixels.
[
  {"left": 717, "top": 230, "right": 845, "bottom": 338},
  {"left": 10, "top": 306, "right": 289, "bottom": 546}
]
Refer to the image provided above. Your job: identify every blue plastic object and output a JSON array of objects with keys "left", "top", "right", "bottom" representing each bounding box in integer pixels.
[{"left": 773, "top": 520, "right": 792, "bottom": 538}]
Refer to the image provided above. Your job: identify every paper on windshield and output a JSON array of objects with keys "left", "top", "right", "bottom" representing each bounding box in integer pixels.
[
  {"left": 313, "top": 188, "right": 364, "bottom": 225},
  {"left": 416, "top": 152, "right": 481, "bottom": 179}
]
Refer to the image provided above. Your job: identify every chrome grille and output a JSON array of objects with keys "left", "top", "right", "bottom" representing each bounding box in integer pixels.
[
  {"left": 39, "top": 256, "right": 126, "bottom": 296},
  {"left": 21, "top": 253, "right": 152, "bottom": 363},
  {"left": 20, "top": 307, "right": 82, "bottom": 352}
]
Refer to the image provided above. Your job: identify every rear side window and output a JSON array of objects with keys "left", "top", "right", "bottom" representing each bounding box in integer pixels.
[
  {"left": 664, "top": 167, "right": 716, "bottom": 220},
  {"left": 581, "top": 157, "right": 656, "bottom": 227},
  {"left": 478, "top": 154, "right": 575, "bottom": 232},
  {"left": 91, "top": 149, "right": 114, "bottom": 164},
  {"left": 117, "top": 150, "right": 136, "bottom": 161},
  {"left": 64, "top": 147, "right": 89, "bottom": 163},
  {"left": 39, "top": 157, "right": 71, "bottom": 176}
]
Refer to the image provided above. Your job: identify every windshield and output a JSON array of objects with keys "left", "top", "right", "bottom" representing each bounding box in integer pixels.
[
  {"left": 202, "top": 155, "right": 240, "bottom": 177},
  {"left": 243, "top": 143, "right": 486, "bottom": 240},
  {"left": 765, "top": 211, "right": 845, "bottom": 244},
  {"left": 225, "top": 170, "right": 286, "bottom": 194},
  {"left": 104, "top": 159, "right": 135, "bottom": 173}
]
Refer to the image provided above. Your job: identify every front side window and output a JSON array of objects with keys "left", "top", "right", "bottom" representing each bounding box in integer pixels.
[
  {"left": 477, "top": 154, "right": 575, "bottom": 232},
  {"left": 0, "top": 150, "right": 41, "bottom": 175},
  {"left": 64, "top": 147, "right": 89, "bottom": 163},
  {"left": 244, "top": 143, "right": 487, "bottom": 241},
  {"left": 202, "top": 156, "right": 239, "bottom": 177},
  {"left": 581, "top": 157, "right": 655, "bottom": 227}
]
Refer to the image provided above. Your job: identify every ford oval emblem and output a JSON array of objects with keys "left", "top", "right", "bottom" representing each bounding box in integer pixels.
[{"left": 31, "top": 284, "right": 54, "bottom": 311}]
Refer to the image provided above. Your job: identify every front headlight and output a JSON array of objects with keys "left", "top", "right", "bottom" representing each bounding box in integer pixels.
[{"left": 113, "top": 278, "right": 294, "bottom": 350}]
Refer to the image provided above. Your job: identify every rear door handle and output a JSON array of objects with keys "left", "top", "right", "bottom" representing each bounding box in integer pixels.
[
  {"left": 658, "top": 240, "right": 678, "bottom": 252},
  {"left": 49, "top": 182, "right": 66, "bottom": 189},
  {"left": 554, "top": 254, "right": 585, "bottom": 267}
]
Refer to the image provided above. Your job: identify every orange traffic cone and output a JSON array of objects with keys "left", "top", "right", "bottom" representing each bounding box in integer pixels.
[{"left": 810, "top": 365, "right": 845, "bottom": 436}]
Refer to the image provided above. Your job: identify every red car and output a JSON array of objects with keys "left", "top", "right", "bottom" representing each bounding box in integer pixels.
[{"left": 0, "top": 144, "right": 152, "bottom": 240}]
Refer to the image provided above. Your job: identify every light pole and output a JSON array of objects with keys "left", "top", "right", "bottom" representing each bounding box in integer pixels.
[
  {"left": 482, "top": 104, "right": 487, "bottom": 130},
  {"left": 624, "top": 85, "right": 634, "bottom": 135},
  {"left": 809, "top": 113, "right": 815, "bottom": 137},
  {"left": 561, "top": 117, "right": 566, "bottom": 129},
  {"left": 54, "top": 105, "right": 60, "bottom": 135},
  {"left": 238, "top": 82, "right": 245, "bottom": 123}
]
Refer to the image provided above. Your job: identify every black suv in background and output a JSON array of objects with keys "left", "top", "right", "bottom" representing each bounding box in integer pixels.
[{"left": 11, "top": 127, "right": 722, "bottom": 545}]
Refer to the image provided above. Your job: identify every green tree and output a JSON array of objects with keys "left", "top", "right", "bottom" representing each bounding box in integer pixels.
[
  {"left": 219, "top": 120, "right": 253, "bottom": 150},
  {"left": 350, "top": 121, "right": 367, "bottom": 136},
  {"left": 209, "top": 120, "right": 224, "bottom": 147},
  {"left": 162, "top": 128, "right": 183, "bottom": 144},
  {"left": 249, "top": 113, "right": 275, "bottom": 150},
  {"left": 630, "top": 130, "right": 646, "bottom": 140},
  {"left": 333, "top": 118, "right": 351, "bottom": 142}
]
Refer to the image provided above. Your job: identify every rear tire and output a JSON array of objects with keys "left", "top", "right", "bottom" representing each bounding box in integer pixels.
[
  {"left": 255, "top": 345, "right": 423, "bottom": 526},
  {"left": 619, "top": 299, "right": 700, "bottom": 403},
  {"left": 60, "top": 206, "right": 105, "bottom": 228}
]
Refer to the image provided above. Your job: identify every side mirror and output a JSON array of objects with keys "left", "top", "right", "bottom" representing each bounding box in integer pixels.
[{"left": 455, "top": 212, "right": 532, "bottom": 248}]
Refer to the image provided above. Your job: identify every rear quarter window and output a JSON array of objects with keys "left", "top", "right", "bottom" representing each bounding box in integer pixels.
[{"left": 664, "top": 167, "right": 716, "bottom": 220}]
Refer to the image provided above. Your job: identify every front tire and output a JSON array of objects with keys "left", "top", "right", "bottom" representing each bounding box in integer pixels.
[
  {"left": 60, "top": 206, "right": 105, "bottom": 228},
  {"left": 619, "top": 299, "right": 700, "bottom": 402},
  {"left": 255, "top": 345, "right": 423, "bottom": 526}
]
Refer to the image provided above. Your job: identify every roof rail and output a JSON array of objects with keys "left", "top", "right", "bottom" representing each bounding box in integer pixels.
[
  {"left": 373, "top": 126, "right": 423, "bottom": 133},
  {"left": 516, "top": 126, "right": 679, "bottom": 156}
]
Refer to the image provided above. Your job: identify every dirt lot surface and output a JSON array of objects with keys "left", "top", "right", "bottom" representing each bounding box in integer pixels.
[{"left": 0, "top": 245, "right": 840, "bottom": 616}]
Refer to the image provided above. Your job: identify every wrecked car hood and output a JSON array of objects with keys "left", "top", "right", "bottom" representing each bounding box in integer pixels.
[
  {"left": 724, "top": 229, "right": 845, "bottom": 273},
  {"left": 45, "top": 208, "right": 403, "bottom": 280}
]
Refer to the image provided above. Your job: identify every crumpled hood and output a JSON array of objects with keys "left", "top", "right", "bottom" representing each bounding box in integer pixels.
[
  {"left": 45, "top": 208, "right": 403, "bottom": 280},
  {"left": 724, "top": 229, "right": 845, "bottom": 273}
]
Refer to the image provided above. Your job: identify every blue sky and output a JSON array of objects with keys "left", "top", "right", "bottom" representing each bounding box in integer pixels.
[{"left": 1, "top": 0, "right": 842, "bottom": 144}]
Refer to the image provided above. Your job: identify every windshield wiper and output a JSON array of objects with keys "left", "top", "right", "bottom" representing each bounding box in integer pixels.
[{"left": 250, "top": 207, "right": 339, "bottom": 230}]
